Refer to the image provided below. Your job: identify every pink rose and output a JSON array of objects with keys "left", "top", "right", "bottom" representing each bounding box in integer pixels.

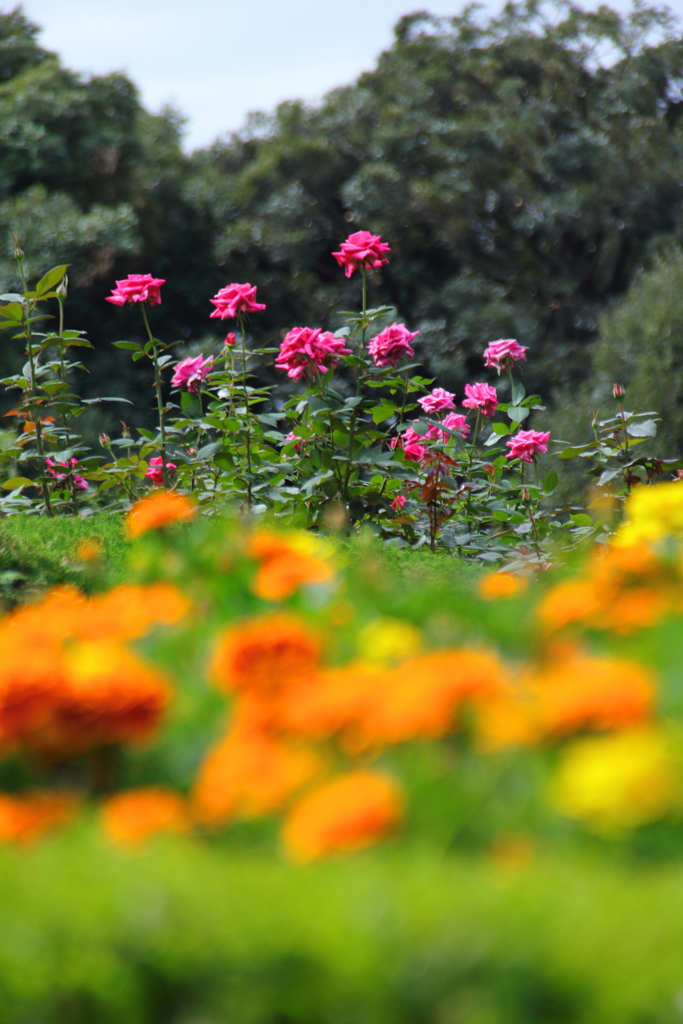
[
  {"left": 483, "top": 338, "right": 528, "bottom": 371},
  {"left": 441, "top": 412, "right": 471, "bottom": 438},
  {"left": 332, "top": 230, "right": 391, "bottom": 278},
  {"left": 391, "top": 435, "right": 427, "bottom": 463},
  {"left": 224, "top": 332, "right": 237, "bottom": 347},
  {"left": 368, "top": 323, "right": 418, "bottom": 368},
  {"left": 210, "top": 283, "right": 265, "bottom": 319},
  {"left": 283, "top": 431, "right": 304, "bottom": 453},
  {"left": 145, "top": 456, "right": 177, "bottom": 486},
  {"left": 45, "top": 457, "right": 88, "bottom": 490},
  {"left": 171, "top": 354, "right": 214, "bottom": 393},
  {"left": 391, "top": 495, "right": 406, "bottom": 512},
  {"left": 275, "top": 327, "right": 352, "bottom": 380},
  {"left": 505, "top": 430, "right": 551, "bottom": 462},
  {"left": 462, "top": 382, "right": 498, "bottom": 418},
  {"left": 106, "top": 274, "right": 165, "bottom": 306},
  {"left": 418, "top": 388, "right": 456, "bottom": 414}
]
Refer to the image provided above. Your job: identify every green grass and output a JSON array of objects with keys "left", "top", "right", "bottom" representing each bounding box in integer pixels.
[
  {"left": 0, "top": 514, "right": 127, "bottom": 602},
  {"left": 1, "top": 828, "right": 682, "bottom": 1024}
]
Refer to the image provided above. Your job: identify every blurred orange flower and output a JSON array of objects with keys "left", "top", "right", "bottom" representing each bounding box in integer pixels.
[
  {"left": 211, "top": 612, "right": 322, "bottom": 701},
  {"left": 533, "top": 655, "right": 655, "bottom": 736},
  {"left": 248, "top": 529, "right": 335, "bottom": 601},
  {"left": 126, "top": 489, "right": 196, "bottom": 539},
  {"left": 47, "top": 640, "right": 173, "bottom": 754},
  {"left": 282, "top": 770, "right": 404, "bottom": 862},
  {"left": 0, "top": 791, "right": 80, "bottom": 845},
  {"left": 479, "top": 571, "right": 528, "bottom": 600},
  {"left": 101, "top": 787, "right": 190, "bottom": 847},
  {"left": 193, "top": 720, "right": 321, "bottom": 825}
]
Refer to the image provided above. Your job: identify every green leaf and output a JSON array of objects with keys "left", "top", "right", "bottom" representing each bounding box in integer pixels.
[
  {"left": 570, "top": 513, "right": 593, "bottom": 527},
  {"left": 2, "top": 477, "right": 34, "bottom": 489},
  {"left": 181, "top": 392, "right": 200, "bottom": 413},
  {"left": 493, "top": 510, "right": 511, "bottom": 521},
  {"left": 371, "top": 404, "right": 395, "bottom": 424},
  {"left": 0, "top": 302, "right": 24, "bottom": 323},
  {"left": 507, "top": 406, "right": 530, "bottom": 423},
  {"left": 543, "top": 469, "right": 558, "bottom": 494},
  {"left": 491, "top": 422, "right": 510, "bottom": 436},
  {"left": 35, "top": 265, "right": 69, "bottom": 296},
  {"left": 512, "top": 383, "right": 525, "bottom": 404},
  {"left": 627, "top": 419, "right": 657, "bottom": 438},
  {"left": 113, "top": 341, "right": 143, "bottom": 351},
  {"left": 195, "top": 441, "right": 223, "bottom": 460},
  {"left": 332, "top": 430, "right": 350, "bottom": 447}
]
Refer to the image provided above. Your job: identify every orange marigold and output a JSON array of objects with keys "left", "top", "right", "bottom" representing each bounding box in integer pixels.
[
  {"left": 353, "top": 648, "right": 508, "bottom": 746},
  {"left": 211, "top": 612, "right": 322, "bottom": 701},
  {"left": 192, "top": 721, "right": 321, "bottom": 826},
  {"left": 282, "top": 770, "right": 404, "bottom": 862},
  {"left": 77, "top": 583, "right": 191, "bottom": 642},
  {"left": 126, "top": 489, "right": 196, "bottom": 539},
  {"left": 42, "top": 641, "right": 173, "bottom": 754},
  {"left": 533, "top": 655, "right": 655, "bottom": 736},
  {"left": 248, "top": 529, "right": 335, "bottom": 601},
  {"left": 101, "top": 787, "right": 190, "bottom": 848},
  {"left": 0, "top": 791, "right": 80, "bottom": 845},
  {"left": 479, "top": 571, "right": 528, "bottom": 600}
]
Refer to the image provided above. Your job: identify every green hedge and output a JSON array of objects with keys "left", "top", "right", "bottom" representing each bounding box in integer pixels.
[{"left": 0, "top": 828, "right": 682, "bottom": 1024}]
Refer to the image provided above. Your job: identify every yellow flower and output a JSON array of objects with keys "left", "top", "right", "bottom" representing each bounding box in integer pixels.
[
  {"left": 356, "top": 617, "right": 422, "bottom": 664},
  {"left": 126, "top": 490, "right": 196, "bottom": 539},
  {"left": 615, "top": 482, "right": 683, "bottom": 548},
  {"left": 551, "top": 728, "right": 681, "bottom": 831}
]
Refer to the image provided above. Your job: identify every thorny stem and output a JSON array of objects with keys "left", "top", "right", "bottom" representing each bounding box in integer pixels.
[
  {"left": 343, "top": 266, "right": 369, "bottom": 506},
  {"left": 17, "top": 249, "right": 53, "bottom": 516},
  {"left": 141, "top": 303, "right": 169, "bottom": 489},
  {"left": 238, "top": 312, "right": 252, "bottom": 508}
]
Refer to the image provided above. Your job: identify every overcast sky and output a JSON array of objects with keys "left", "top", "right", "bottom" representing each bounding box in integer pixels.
[{"left": 20, "top": 0, "right": 683, "bottom": 152}]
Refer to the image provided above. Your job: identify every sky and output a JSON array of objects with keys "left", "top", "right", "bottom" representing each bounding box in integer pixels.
[{"left": 19, "top": 0, "right": 683, "bottom": 152}]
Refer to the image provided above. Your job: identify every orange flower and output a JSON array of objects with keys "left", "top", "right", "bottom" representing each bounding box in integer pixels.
[
  {"left": 533, "top": 655, "right": 655, "bottom": 736},
  {"left": 126, "top": 489, "right": 196, "bottom": 539},
  {"left": 0, "top": 646, "right": 67, "bottom": 750},
  {"left": 211, "top": 612, "right": 322, "bottom": 701},
  {"left": 278, "top": 661, "right": 379, "bottom": 739},
  {"left": 537, "top": 578, "right": 603, "bottom": 632},
  {"left": 248, "top": 529, "right": 335, "bottom": 601},
  {"left": 353, "top": 648, "right": 509, "bottom": 747},
  {"left": 479, "top": 571, "right": 528, "bottom": 600},
  {"left": 44, "top": 640, "right": 173, "bottom": 754},
  {"left": 282, "top": 770, "right": 404, "bottom": 862},
  {"left": 101, "top": 787, "right": 190, "bottom": 848},
  {"left": 74, "top": 537, "right": 102, "bottom": 562},
  {"left": 192, "top": 720, "right": 321, "bottom": 826},
  {"left": 77, "top": 583, "right": 190, "bottom": 642},
  {"left": 475, "top": 692, "right": 539, "bottom": 751},
  {"left": 0, "top": 791, "right": 80, "bottom": 845}
]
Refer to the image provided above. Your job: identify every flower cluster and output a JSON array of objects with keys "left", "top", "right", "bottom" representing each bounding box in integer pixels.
[{"left": 275, "top": 327, "right": 352, "bottom": 380}]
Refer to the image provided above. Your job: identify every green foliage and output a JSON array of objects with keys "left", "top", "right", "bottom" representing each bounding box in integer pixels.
[
  {"left": 0, "top": 513, "right": 125, "bottom": 602},
  {"left": 1, "top": 833, "right": 683, "bottom": 1023}
]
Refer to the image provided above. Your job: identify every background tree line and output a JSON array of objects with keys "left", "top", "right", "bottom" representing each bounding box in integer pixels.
[{"left": 2, "top": 0, "right": 683, "bottom": 444}]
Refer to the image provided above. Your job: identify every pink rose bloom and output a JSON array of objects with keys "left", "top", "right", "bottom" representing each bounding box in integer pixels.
[
  {"left": 45, "top": 457, "right": 88, "bottom": 490},
  {"left": 171, "top": 354, "right": 214, "bottom": 393},
  {"left": 275, "top": 327, "right": 352, "bottom": 380},
  {"left": 210, "top": 283, "right": 265, "bottom": 319},
  {"left": 442, "top": 412, "right": 471, "bottom": 437},
  {"left": 483, "top": 338, "right": 528, "bottom": 371},
  {"left": 106, "top": 274, "right": 165, "bottom": 306},
  {"left": 283, "top": 431, "right": 304, "bottom": 453},
  {"left": 368, "top": 323, "right": 418, "bottom": 368},
  {"left": 391, "top": 435, "right": 427, "bottom": 463},
  {"left": 462, "top": 382, "right": 498, "bottom": 417},
  {"left": 145, "top": 456, "right": 178, "bottom": 486},
  {"left": 224, "top": 332, "right": 237, "bottom": 347},
  {"left": 332, "top": 230, "right": 391, "bottom": 278},
  {"left": 418, "top": 388, "right": 456, "bottom": 414},
  {"left": 505, "top": 430, "right": 551, "bottom": 462},
  {"left": 391, "top": 494, "right": 406, "bottom": 512}
]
